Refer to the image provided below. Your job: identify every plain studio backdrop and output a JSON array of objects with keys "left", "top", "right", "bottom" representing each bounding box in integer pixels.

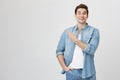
[{"left": 0, "top": 0, "right": 120, "bottom": 80}]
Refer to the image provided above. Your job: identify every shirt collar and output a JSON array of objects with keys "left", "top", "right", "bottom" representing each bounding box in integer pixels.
[{"left": 74, "top": 23, "right": 89, "bottom": 31}]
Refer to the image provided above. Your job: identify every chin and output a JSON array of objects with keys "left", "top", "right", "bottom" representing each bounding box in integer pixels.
[
  {"left": 78, "top": 21, "right": 86, "bottom": 24},
  {"left": 77, "top": 20, "right": 85, "bottom": 23}
]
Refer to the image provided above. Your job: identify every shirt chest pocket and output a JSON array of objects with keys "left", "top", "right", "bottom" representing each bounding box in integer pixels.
[
  {"left": 82, "top": 29, "right": 94, "bottom": 43},
  {"left": 82, "top": 35, "right": 92, "bottom": 43}
]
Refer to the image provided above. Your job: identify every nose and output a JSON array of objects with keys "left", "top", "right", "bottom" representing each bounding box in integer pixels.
[{"left": 79, "top": 14, "right": 84, "bottom": 18}]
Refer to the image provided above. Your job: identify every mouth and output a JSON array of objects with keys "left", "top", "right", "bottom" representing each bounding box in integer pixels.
[
  {"left": 79, "top": 18, "right": 84, "bottom": 20},
  {"left": 78, "top": 18, "right": 84, "bottom": 21}
]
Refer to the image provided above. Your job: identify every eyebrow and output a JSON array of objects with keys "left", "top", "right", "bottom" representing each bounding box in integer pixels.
[{"left": 77, "top": 11, "right": 87, "bottom": 13}]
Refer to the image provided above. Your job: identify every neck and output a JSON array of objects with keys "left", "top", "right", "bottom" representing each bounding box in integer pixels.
[{"left": 77, "top": 22, "right": 86, "bottom": 30}]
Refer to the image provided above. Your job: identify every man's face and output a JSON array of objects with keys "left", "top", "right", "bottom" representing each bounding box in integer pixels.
[{"left": 75, "top": 8, "right": 88, "bottom": 24}]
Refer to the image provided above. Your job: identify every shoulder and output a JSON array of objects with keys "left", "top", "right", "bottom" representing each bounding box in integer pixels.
[
  {"left": 88, "top": 25, "right": 99, "bottom": 32},
  {"left": 61, "top": 26, "right": 73, "bottom": 34},
  {"left": 64, "top": 25, "right": 76, "bottom": 32},
  {"left": 66, "top": 26, "right": 74, "bottom": 31},
  {"left": 88, "top": 25, "right": 100, "bottom": 37}
]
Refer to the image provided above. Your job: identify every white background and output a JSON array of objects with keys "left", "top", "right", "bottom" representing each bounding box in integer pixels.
[{"left": 0, "top": 0, "right": 120, "bottom": 80}]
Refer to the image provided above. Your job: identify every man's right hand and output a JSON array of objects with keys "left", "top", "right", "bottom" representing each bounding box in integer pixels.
[{"left": 63, "top": 66, "right": 74, "bottom": 71}]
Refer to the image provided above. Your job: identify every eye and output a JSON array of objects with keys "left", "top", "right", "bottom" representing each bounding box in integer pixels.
[
  {"left": 82, "top": 11, "right": 87, "bottom": 15},
  {"left": 78, "top": 12, "right": 81, "bottom": 15}
]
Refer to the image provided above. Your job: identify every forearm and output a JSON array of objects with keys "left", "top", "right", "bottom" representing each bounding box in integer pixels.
[
  {"left": 75, "top": 39, "right": 87, "bottom": 50},
  {"left": 66, "top": 30, "right": 87, "bottom": 50},
  {"left": 57, "top": 54, "right": 67, "bottom": 69}
]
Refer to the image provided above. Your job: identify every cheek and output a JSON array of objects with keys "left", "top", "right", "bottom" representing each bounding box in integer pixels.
[
  {"left": 84, "top": 15, "right": 88, "bottom": 19},
  {"left": 76, "top": 15, "right": 82, "bottom": 18},
  {"left": 75, "top": 15, "right": 79, "bottom": 19}
]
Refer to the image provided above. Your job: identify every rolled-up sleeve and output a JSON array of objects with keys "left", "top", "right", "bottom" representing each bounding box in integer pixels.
[
  {"left": 56, "top": 31, "right": 66, "bottom": 57},
  {"left": 83, "top": 28, "right": 100, "bottom": 56}
]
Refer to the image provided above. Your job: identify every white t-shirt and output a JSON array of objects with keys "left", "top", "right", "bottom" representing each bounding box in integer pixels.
[{"left": 69, "top": 34, "right": 84, "bottom": 69}]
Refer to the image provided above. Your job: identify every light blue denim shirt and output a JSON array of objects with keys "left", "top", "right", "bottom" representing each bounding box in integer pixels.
[{"left": 56, "top": 24, "right": 100, "bottom": 79}]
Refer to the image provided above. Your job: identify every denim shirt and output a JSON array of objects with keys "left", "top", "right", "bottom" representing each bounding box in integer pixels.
[{"left": 56, "top": 24, "right": 100, "bottom": 79}]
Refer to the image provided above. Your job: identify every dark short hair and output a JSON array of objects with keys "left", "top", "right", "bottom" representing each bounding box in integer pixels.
[{"left": 75, "top": 4, "right": 89, "bottom": 15}]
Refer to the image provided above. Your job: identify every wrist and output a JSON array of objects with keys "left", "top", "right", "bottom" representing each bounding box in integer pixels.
[
  {"left": 63, "top": 66, "right": 69, "bottom": 71},
  {"left": 62, "top": 66, "right": 67, "bottom": 69},
  {"left": 74, "top": 39, "right": 79, "bottom": 43}
]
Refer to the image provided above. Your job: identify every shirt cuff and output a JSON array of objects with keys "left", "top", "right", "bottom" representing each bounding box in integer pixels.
[
  {"left": 56, "top": 52, "right": 64, "bottom": 57},
  {"left": 83, "top": 43, "right": 90, "bottom": 53}
]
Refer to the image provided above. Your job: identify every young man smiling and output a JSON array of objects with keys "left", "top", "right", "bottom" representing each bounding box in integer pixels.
[{"left": 56, "top": 4, "right": 100, "bottom": 80}]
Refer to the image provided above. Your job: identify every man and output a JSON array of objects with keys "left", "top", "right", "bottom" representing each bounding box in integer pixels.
[{"left": 56, "top": 4, "right": 100, "bottom": 80}]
